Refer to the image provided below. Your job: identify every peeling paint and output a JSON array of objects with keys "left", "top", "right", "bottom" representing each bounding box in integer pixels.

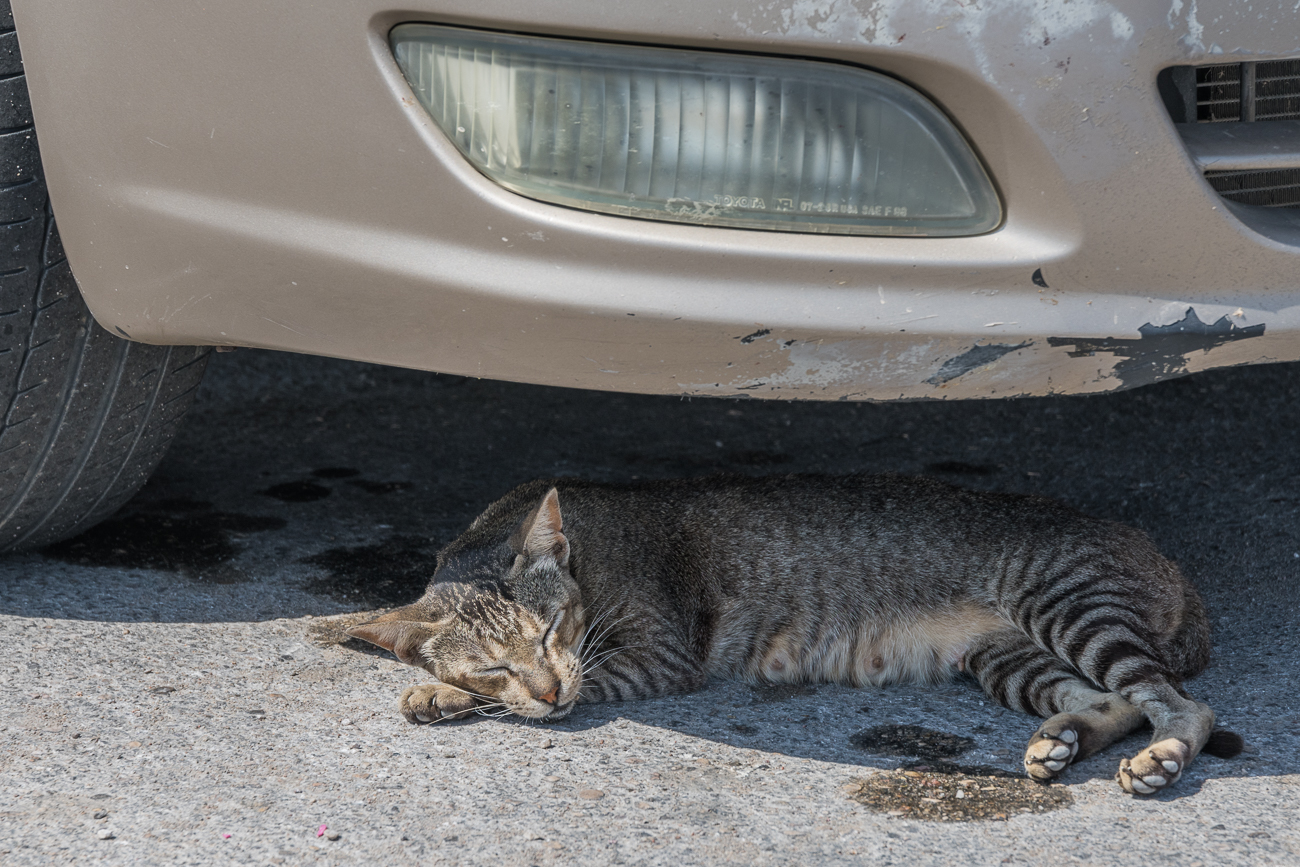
[
  {"left": 1168, "top": 0, "right": 1206, "bottom": 52},
  {"left": 740, "top": 0, "right": 1137, "bottom": 84},
  {"left": 694, "top": 333, "right": 953, "bottom": 395},
  {"left": 927, "top": 341, "right": 1033, "bottom": 386},
  {"left": 1047, "top": 307, "right": 1265, "bottom": 389}
]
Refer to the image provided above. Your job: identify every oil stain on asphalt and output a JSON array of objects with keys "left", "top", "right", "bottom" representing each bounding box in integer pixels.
[
  {"left": 850, "top": 724, "right": 975, "bottom": 759},
  {"left": 298, "top": 535, "right": 438, "bottom": 607},
  {"left": 846, "top": 764, "right": 1073, "bottom": 822},
  {"left": 846, "top": 724, "right": 1073, "bottom": 821},
  {"left": 42, "top": 499, "right": 284, "bottom": 582}
]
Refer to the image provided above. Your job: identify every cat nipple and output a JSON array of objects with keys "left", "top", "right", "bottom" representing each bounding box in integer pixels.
[{"left": 869, "top": 655, "right": 884, "bottom": 674}]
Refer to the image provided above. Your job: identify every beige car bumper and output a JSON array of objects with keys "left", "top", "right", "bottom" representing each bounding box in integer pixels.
[{"left": 14, "top": 0, "right": 1300, "bottom": 399}]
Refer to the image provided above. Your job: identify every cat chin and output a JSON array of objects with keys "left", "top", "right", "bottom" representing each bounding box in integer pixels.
[{"left": 542, "top": 701, "right": 576, "bottom": 721}]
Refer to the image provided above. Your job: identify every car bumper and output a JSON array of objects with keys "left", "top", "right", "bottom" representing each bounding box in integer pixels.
[{"left": 14, "top": 0, "right": 1300, "bottom": 399}]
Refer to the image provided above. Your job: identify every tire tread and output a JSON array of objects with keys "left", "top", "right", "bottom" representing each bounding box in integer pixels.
[{"left": 0, "top": 8, "right": 208, "bottom": 550}]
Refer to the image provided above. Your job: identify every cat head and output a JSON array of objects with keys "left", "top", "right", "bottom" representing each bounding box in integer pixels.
[{"left": 346, "top": 488, "right": 586, "bottom": 720}]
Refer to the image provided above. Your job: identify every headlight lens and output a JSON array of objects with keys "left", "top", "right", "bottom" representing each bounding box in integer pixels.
[{"left": 392, "top": 24, "right": 1001, "bottom": 236}]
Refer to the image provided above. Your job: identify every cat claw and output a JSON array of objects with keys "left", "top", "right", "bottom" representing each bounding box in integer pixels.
[
  {"left": 1023, "top": 725, "right": 1080, "bottom": 782},
  {"left": 1115, "top": 738, "right": 1188, "bottom": 795}
]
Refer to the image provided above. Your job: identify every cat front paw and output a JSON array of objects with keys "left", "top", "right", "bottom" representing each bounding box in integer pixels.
[
  {"left": 400, "top": 683, "right": 478, "bottom": 724},
  {"left": 1023, "top": 723, "right": 1080, "bottom": 782},
  {"left": 1115, "top": 738, "right": 1189, "bottom": 794}
]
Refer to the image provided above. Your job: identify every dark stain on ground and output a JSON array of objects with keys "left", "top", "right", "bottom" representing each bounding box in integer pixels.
[
  {"left": 924, "top": 460, "right": 998, "bottom": 476},
  {"left": 729, "top": 450, "right": 794, "bottom": 467},
  {"left": 1047, "top": 307, "right": 1266, "bottom": 389},
  {"left": 849, "top": 724, "right": 975, "bottom": 759},
  {"left": 42, "top": 504, "right": 285, "bottom": 582},
  {"left": 347, "top": 479, "right": 413, "bottom": 495},
  {"left": 155, "top": 498, "right": 214, "bottom": 512},
  {"left": 299, "top": 535, "right": 439, "bottom": 607},
  {"left": 313, "top": 467, "right": 361, "bottom": 479},
  {"left": 1031, "top": 268, "right": 1049, "bottom": 288},
  {"left": 846, "top": 762, "right": 1073, "bottom": 822},
  {"left": 927, "top": 342, "right": 1033, "bottom": 386},
  {"left": 620, "top": 450, "right": 792, "bottom": 471},
  {"left": 738, "top": 328, "right": 772, "bottom": 344},
  {"left": 748, "top": 682, "right": 819, "bottom": 704},
  {"left": 261, "top": 480, "right": 332, "bottom": 502}
]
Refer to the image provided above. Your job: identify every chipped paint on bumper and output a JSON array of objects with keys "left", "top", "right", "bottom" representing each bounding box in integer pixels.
[{"left": 678, "top": 304, "right": 1284, "bottom": 400}]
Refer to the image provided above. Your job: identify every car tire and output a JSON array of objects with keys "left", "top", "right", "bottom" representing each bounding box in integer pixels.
[{"left": 0, "top": 3, "right": 210, "bottom": 552}]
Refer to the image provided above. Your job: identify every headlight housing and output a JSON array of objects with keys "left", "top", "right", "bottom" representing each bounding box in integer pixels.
[{"left": 392, "top": 24, "right": 1001, "bottom": 236}]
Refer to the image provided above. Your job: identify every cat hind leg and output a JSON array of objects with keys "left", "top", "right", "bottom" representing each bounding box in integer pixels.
[
  {"left": 1067, "top": 624, "right": 1220, "bottom": 794},
  {"left": 1109, "top": 681, "right": 1216, "bottom": 794},
  {"left": 1024, "top": 689, "right": 1145, "bottom": 781},
  {"left": 964, "top": 629, "right": 1145, "bottom": 782}
]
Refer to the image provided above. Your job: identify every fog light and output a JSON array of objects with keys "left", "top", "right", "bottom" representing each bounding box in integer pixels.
[{"left": 392, "top": 24, "right": 1000, "bottom": 236}]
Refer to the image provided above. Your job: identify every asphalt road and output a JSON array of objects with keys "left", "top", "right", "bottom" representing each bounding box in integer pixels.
[{"left": 2, "top": 348, "right": 1298, "bottom": 866}]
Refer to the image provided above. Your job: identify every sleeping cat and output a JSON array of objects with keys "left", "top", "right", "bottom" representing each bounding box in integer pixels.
[{"left": 347, "top": 474, "right": 1241, "bottom": 794}]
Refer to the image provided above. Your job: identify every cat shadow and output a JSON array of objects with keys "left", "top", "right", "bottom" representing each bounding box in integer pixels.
[{"left": 433, "top": 676, "right": 1280, "bottom": 793}]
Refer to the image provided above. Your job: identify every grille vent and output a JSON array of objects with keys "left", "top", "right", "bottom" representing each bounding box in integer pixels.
[
  {"left": 1205, "top": 168, "right": 1300, "bottom": 208},
  {"left": 1195, "top": 60, "right": 1300, "bottom": 123},
  {"left": 1160, "top": 59, "right": 1300, "bottom": 222}
]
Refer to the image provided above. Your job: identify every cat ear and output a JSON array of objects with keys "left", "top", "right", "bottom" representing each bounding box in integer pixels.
[
  {"left": 345, "top": 605, "right": 453, "bottom": 667},
  {"left": 511, "top": 487, "right": 570, "bottom": 567}
]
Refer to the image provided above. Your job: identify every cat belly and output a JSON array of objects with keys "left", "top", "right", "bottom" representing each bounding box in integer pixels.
[{"left": 723, "top": 603, "right": 1011, "bottom": 688}]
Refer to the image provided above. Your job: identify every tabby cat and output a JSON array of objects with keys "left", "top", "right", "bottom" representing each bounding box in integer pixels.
[{"left": 347, "top": 474, "right": 1241, "bottom": 794}]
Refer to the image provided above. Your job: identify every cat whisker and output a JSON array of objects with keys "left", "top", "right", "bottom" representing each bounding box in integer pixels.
[
  {"left": 582, "top": 621, "right": 637, "bottom": 660},
  {"left": 438, "top": 684, "right": 498, "bottom": 702},
  {"left": 581, "top": 608, "right": 637, "bottom": 650},
  {"left": 578, "top": 608, "right": 635, "bottom": 656},
  {"left": 471, "top": 704, "right": 509, "bottom": 716},
  {"left": 582, "top": 644, "right": 644, "bottom": 672},
  {"left": 581, "top": 646, "right": 647, "bottom": 681}
]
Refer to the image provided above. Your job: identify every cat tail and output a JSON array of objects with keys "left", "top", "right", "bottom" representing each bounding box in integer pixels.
[
  {"left": 1160, "top": 578, "right": 1243, "bottom": 760},
  {"left": 1161, "top": 578, "right": 1213, "bottom": 680},
  {"left": 1202, "top": 728, "right": 1246, "bottom": 758}
]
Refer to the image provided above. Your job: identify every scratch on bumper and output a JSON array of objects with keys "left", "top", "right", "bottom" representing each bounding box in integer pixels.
[{"left": 926, "top": 341, "right": 1033, "bottom": 386}]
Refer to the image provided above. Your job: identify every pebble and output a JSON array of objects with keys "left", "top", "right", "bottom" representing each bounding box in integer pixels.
[
  {"left": 96, "top": 829, "right": 115, "bottom": 840},
  {"left": 578, "top": 789, "right": 606, "bottom": 800},
  {"left": 540, "top": 738, "right": 553, "bottom": 749},
  {"left": 326, "top": 832, "right": 341, "bottom": 841},
  {"left": 341, "top": 719, "right": 353, "bottom": 726}
]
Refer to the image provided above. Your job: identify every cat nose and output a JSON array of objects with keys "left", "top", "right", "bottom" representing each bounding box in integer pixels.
[{"left": 537, "top": 686, "right": 558, "bottom": 705}]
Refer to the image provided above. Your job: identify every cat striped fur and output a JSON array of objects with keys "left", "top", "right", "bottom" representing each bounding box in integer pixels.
[{"left": 348, "top": 474, "right": 1241, "bottom": 794}]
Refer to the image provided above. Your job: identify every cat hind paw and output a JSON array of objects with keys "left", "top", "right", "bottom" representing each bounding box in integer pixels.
[
  {"left": 1115, "top": 738, "right": 1189, "bottom": 794},
  {"left": 1023, "top": 725, "right": 1080, "bottom": 782}
]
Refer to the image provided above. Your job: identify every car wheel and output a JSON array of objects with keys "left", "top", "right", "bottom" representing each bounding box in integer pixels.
[{"left": 0, "top": 3, "right": 210, "bottom": 552}]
